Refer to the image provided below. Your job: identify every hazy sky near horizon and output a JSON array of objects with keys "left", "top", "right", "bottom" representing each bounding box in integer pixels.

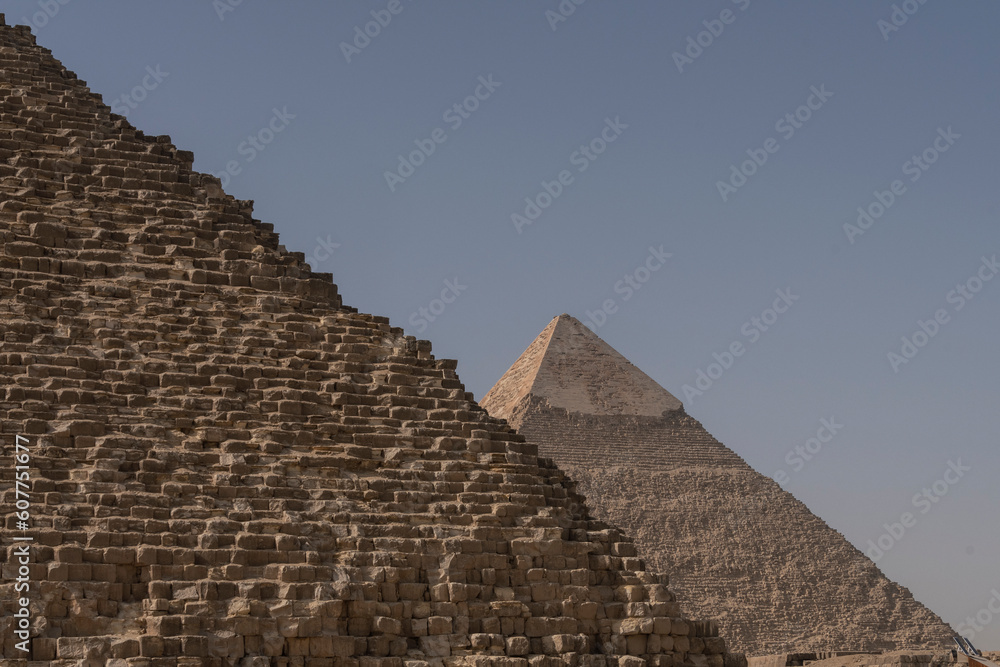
[{"left": 8, "top": 0, "right": 999, "bottom": 649}]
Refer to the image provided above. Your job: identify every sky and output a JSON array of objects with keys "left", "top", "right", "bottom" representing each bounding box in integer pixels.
[{"left": 7, "top": 0, "right": 998, "bottom": 649}]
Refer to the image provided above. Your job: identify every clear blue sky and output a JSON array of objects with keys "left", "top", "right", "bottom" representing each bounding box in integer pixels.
[{"left": 11, "top": 0, "right": 999, "bottom": 648}]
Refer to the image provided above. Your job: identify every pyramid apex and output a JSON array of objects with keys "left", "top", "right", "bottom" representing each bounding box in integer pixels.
[{"left": 482, "top": 314, "right": 682, "bottom": 420}]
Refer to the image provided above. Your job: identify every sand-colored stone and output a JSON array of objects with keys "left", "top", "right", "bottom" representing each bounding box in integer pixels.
[
  {"left": 0, "top": 16, "right": 739, "bottom": 667},
  {"left": 482, "top": 315, "right": 956, "bottom": 656},
  {"left": 483, "top": 314, "right": 682, "bottom": 420}
]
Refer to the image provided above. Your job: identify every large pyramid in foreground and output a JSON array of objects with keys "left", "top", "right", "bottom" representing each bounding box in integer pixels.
[
  {"left": 0, "top": 17, "right": 738, "bottom": 667},
  {"left": 482, "top": 315, "right": 956, "bottom": 656}
]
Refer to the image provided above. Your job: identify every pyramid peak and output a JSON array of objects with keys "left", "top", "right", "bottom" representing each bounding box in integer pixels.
[{"left": 482, "top": 314, "right": 683, "bottom": 419}]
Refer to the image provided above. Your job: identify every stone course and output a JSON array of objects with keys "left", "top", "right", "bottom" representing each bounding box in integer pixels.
[
  {"left": 0, "top": 15, "right": 737, "bottom": 667},
  {"left": 482, "top": 315, "right": 956, "bottom": 656}
]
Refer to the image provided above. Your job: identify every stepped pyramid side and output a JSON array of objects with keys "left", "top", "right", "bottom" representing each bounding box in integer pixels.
[
  {"left": 482, "top": 316, "right": 956, "bottom": 656},
  {"left": 0, "top": 17, "right": 740, "bottom": 667}
]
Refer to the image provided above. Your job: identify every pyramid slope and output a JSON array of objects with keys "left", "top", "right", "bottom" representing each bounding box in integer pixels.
[
  {"left": 477, "top": 315, "right": 558, "bottom": 422},
  {"left": 0, "top": 18, "right": 734, "bottom": 666},
  {"left": 483, "top": 315, "right": 682, "bottom": 420},
  {"left": 485, "top": 320, "right": 956, "bottom": 655}
]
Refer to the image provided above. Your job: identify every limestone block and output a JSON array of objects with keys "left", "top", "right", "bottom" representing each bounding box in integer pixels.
[
  {"left": 374, "top": 616, "right": 403, "bottom": 635},
  {"left": 419, "top": 635, "right": 452, "bottom": 657},
  {"left": 329, "top": 636, "right": 358, "bottom": 657},
  {"left": 626, "top": 634, "right": 647, "bottom": 655},
  {"left": 507, "top": 635, "right": 530, "bottom": 656},
  {"left": 541, "top": 634, "right": 580, "bottom": 655},
  {"left": 56, "top": 637, "right": 110, "bottom": 659},
  {"left": 428, "top": 616, "right": 452, "bottom": 635},
  {"left": 531, "top": 582, "right": 557, "bottom": 602},
  {"left": 619, "top": 618, "right": 653, "bottom": 635}
]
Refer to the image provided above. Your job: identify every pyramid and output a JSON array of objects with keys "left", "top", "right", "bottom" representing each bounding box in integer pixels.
[
  {"left": 0, "top": 17, "right": 740, "bottom": 667},
  {"left": 482, "top": 315, "right": 956, "bottom": 656},
  {"left": 483, "top": 315, "right": 682, "bottom": 420}
]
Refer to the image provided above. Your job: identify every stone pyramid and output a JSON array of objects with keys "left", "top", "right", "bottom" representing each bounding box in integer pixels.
[
  {"left": 482, "top": 315, "right": 955, "bottom": 656},
  {"left": 0, "top": 17, "right": 738, "bottom": 667},
  {"left": 483, "top": 314, "right": 682, "bottom": 421}
]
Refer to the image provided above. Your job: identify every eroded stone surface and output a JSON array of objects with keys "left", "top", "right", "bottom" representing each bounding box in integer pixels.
[
  {"left": 0, "top": 17, "right": 735, "bottom": 667},
  {"left": 482, "top": 315, "right": 956, "bottom": 656}
]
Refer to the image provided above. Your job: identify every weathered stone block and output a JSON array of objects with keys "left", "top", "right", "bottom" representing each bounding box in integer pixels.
[
  {"left": 506, "top": 635, "right": 530, "bottom": 656},
  {"left": 626, "top": 634, "right": 647, "bottom": 655},
  {"left": 619, "top": 656, "right": 647, "bottom": 667},
  {"left": 374, "top": 616, "right": 402, "bottom": 635},
  {"left": 541, "top": 634, "right": 579, "bottom": 655},
  {"left": 619, "top": 618, "right": 653, "bottom": 635},
  {"left": 427, "top": 616, "right": 452, "bottom": 635},
  {"left": 418, "top": 635, "right": 451, "bottom": 657}
]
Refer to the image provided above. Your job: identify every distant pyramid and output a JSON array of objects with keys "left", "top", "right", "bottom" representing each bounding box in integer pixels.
[
  {"left": 483, "top": 315, "right": 955, "bottom": 656},
  {"left": 483, "top": 314, "right": 682, "bottom": 420},
  {"left": 0, "top": 19, "right": 734, "bottom": 665}
]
